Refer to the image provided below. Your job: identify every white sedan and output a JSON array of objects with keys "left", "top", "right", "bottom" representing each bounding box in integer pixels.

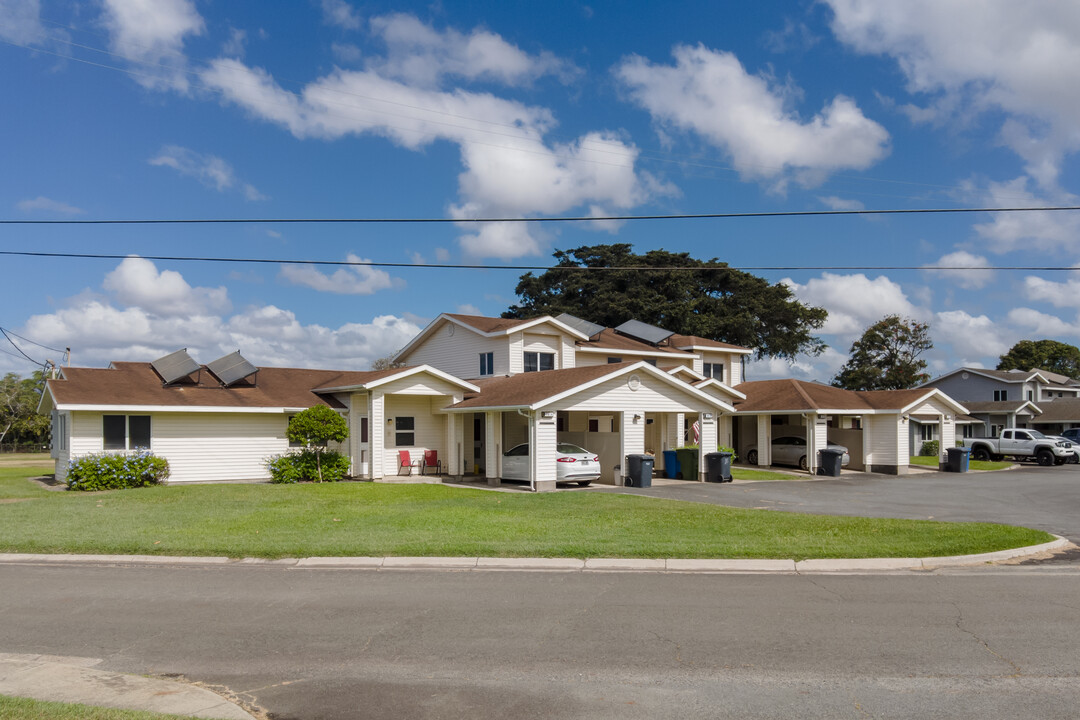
[
  {"left": 744, "top": 436, "right": 850, "bottom": 471},
  {"left": 501, "top": 443, "right": 601, "bottom": 486}
]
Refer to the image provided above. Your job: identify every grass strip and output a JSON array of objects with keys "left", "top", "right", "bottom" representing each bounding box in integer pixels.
[
  {"left": 0, "top": 465, "right": 1050, "bottom": 561},
  {"left": 0, "top": 694, "right": 201, "bottom": 720},
  {"left": 908, "top": 455, "right": 1014, "bottom": 471}
]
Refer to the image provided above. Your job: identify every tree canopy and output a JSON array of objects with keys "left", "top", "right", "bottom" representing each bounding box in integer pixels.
[
  {"left": 286, "top": 405, "right": 349, "bottom": 482},
  {"left": 832, "top": 315, "right": 933, "bottom": 391},
  {"left": 0, "top": 371, "right": 49, "bottom": 449},
  {"left": 997, "top": 339, "right": 1080, "bottom": 380},
  {"left": 503, "top": 244, "right": 827, "bottom": 360}
]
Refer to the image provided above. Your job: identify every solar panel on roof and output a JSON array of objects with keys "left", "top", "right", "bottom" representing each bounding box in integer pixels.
[
  {"left": 614, "top": 319, "right": 674, "bottom": 346},
  {"left": 151, "top": 349, "right": 201, "bottom": 385},
  {"left": 207, "top": 351, "right": 258, "bottom": 387},
  {"left": 556, "top": 313, "right": 605, "bottom": 339}
]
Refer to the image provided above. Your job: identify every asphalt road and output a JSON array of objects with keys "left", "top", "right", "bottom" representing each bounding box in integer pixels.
[
  {"left": 602, "top": 464, "right": 1080, "bottom": 544},
  {"left": 2, "top": 562, "right": 1080, "bottom": 719}
]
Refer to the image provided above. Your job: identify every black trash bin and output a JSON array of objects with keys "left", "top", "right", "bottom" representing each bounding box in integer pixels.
[
  {"left": 946, "top": 446, "right": 970, "bottom": 473},
  {"left": 625, "top": 454, "right": 654, "bottom": 488},
  {"left": 675, "top": 447, "right": 699, "bottom": 480},
  {"left": 818, "top": 447, "right": 844, "bottom": 477},
  {"left": 705, "top": 451, "right": 733, "bottom": 483}
]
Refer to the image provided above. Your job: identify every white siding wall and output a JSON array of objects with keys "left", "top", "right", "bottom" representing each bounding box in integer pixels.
[
  {"left": 865, "top": 414, "right": 906, "bottom": 468},
  {"left": 546, "top": 374, "right": 709, "bottom": 413},
  {"left": 509, "top": 332, "right": 524, "bottom": 374},
  {"left": 381, "top": 395, "right": 448, "bottom": 476},
  {"left": 620, "top": 410, "right": 646, "bottom": 483},
  {"left": 561, "top": 335, "right": 576, "bottom": 369},
  {"left": 399, "top": 324, "right": 508, "bottom": 379},
  {"left": 533, "top": 413, "right": 558, "bottom": 487},
  {"left": 151, "top": 412, "right": 289, "bottom": 482}
]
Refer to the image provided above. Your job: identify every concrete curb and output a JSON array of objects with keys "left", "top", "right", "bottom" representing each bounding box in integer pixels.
[
  {"left": 0, "top": 654, "right": 256, "bottom": 719},
  {"left": 0, "top": 535, "right": 1071, "bottom": 574}
]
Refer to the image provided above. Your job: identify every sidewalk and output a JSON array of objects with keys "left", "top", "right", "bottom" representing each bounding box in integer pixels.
[{"left": 0, "top": 653, "right": 256, "bottom": 719}]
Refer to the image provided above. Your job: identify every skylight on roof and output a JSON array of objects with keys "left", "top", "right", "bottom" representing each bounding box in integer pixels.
[{"left": 614, "top": 319, "right": 674, "bottom": 346}]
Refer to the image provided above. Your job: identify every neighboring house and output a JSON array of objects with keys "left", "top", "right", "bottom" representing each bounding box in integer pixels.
[
  {"left": 43, "top": 312, "right": 969, "bottom": 487},
  {"left": 732, "top": 380, "right": 968, "bottom": 474},
  {"left": 920, "top": 367, "right": 1080, "bottom": 436}
]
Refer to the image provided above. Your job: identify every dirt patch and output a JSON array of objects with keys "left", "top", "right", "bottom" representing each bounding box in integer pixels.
[{"left": 1002, "top": 542, "right": 1080, "bottom": 565}]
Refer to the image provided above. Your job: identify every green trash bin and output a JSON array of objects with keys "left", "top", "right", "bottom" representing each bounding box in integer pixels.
[{"left": 675, "top": 447, "right": 699, "bottom": 481}]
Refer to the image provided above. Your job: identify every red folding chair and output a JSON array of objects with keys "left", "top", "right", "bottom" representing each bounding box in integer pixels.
[
  {"left": 423, "top": 449, "right": 442, "bottom": 475},
  {"left": 398, "top": 450, "right": 419, "bottom": 476}
]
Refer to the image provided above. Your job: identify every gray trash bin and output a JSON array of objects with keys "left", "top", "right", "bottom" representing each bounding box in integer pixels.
[
  {"left": 705, "top": 451, "right": 733, "bottom": 483},
  {"left": 625, "top": 454, "right": 654, "bottom": 488},
  {"left": 818, "top": 447, "right": 844, "bottom": 477},
  {"left": 946, "top": 446, "right": 970, "bottom": 473}
]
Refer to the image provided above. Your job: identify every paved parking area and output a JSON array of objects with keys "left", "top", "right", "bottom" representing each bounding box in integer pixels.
[{"left": 601, "top": 464, "right": 1080, "bottom": 543}]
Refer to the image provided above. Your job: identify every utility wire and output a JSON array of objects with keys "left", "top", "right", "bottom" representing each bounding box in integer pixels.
[
  {"left": 3, "top": 205, "right": 1080, "bottom": 226},
  {"left": 0, "top": 328, "right": 43, "bottom": 367},
  {"left": 0, "top": 327, "right": 66, "bottom": 355},
  {"left": 0, "top": 250, "right": 1065, "bottom": 272}
]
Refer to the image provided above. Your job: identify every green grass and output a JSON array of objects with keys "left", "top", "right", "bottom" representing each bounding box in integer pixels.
[
  {"left": 0, "top": 694, "right": 201, "bottom": 720},
  {"left": 0, "top": 464, "right": 1050, "bottom": 561},
  {"left": 730, "top": 468, "right": 803, "bottom": 481},
  {"left": 909, "top": 455, "right": 1014, "bottom": 471}
]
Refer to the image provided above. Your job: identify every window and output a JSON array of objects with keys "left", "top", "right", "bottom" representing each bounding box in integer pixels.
[
  {"left": 607, "top": 357, "right": 622, "bottom": 364},
  {"left": 52, "top": 412, "right": 68, "bottom": 452},
  {"left": 103, "top": 415, "right": 151, "bottom": 450},
  {"left": 395, "top": 416, "right": 415, "bottom": 446},
  {"left": 920, "top": 424, "right": 935, "bottom": 441},
  {"left": 479, "top": 352, "right": 494, "bottom": 376},
  {"left": 850, "top": 417, "right": 862, "bottom": 430},
  {"left": 703, "top": 363, "right": 725, "bottom": 382},
  {"left": 961, "top": 424, "right": 975, "bottom": 438},
  {"left": 994, "top": 390, "right": 1008, "bottom": 401},
  {"left": 1028, "top": 390, "right": 1034, "bottom": 401},
  {"left": 524, "top": 351, "right": 554, "bottom": 372},
  {"left": 361, "top": 417, "right": 369, "bottom": 443}
]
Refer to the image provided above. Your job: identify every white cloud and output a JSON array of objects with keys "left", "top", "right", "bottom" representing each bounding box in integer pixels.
[
  {"left": 279, "top": 254, "right": 401, "bottom": 295},
  {"left": 20, "top": 259, "right": 420, "bottom": 371},
  {"left": 320, "top": 0, "right": 361, "bottom": 30},
  {"left": 434, "top": 247, "right": 451, "bottom": 262},
  {"left": 746, "top": 346, "right": 847, "bottom": 383},
  {"left": 222, "top": 28, "right": 246, "bottom": 57},
  {"left": 923, "top": 250, "right": 994, "bottom": 290},
  {"left": 0, "top": 0, "right": 46, "bottom": 44},
  {"left": 783, "top": 272, "right": 922, "bottom": 337},
  {"left": 100, "top": 0, "right": 205, "bottom": 92},
  {"left": 103, "top": 256, "right": 230, "bottom": 317},
  {"left": 1004, "top": 307, "right": 1080, "bottom": 338},
  {"left": 615, "top": 44, "right": 890, "bottom": 188},
  {"left": 817, "top": 196, "right": 864, "bottom": 211},
  {"left": 149, "top": 145, "right": 267, "bottom": 200},
  {"left": 969, "top": 176, "right": 1080, "bottom": 254},
  {"left": 200, "top": 59, "right": 659, "bottom": 258},
  {"left": 368, "top": 13, "right": 578, "bottom": 88},
  {"left": 456, "top": 303, "right": 481, "bottom": 315},
  {"left": 331, "top": 42, "right": 362, "bottom": 64},
  {"left": 826, "top": 0, "right": 1080, "bottom": 187},
  {"left": 932, "top": 310, "right": 1012, "bottom": 360},
  {"left": 16, "top": 196, "right": 83, "bottom": 214},
  {"left": 1024, "top": 273, "right": 1080, "bottom": 308}
]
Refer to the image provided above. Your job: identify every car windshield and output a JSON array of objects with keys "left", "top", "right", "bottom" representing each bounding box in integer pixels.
[
  {"left": 1028, "top": 430, "right": 1047, "bottom": 439},
  {"left": 557, "top": 443, "right": 589, "bottom": 454}
]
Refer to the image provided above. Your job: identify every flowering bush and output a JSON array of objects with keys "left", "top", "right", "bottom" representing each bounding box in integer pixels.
[
  {"left": 66, "top": 450, "right": 170, "bottom": 491},
  {"left": 266, "top": 449, "right": 350, "bottom": 483}
]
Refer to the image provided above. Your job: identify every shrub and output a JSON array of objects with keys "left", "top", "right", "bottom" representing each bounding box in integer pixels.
[
  {"left": 920, "top": 440, "right": 940, "bottom": 457},
  {"left": 266, "top": 449, "right": 350, "bottom": 483},
  {"left": 67, "top": 450, "right": 170, "bottom": 491},
  {"left": 286, "top": 406, "right": 349, "bottom": 482}
]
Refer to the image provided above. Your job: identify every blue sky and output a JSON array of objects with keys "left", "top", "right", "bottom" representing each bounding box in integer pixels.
[{"left": 3, "top": 0, "right": 1080, "bottom": 381}]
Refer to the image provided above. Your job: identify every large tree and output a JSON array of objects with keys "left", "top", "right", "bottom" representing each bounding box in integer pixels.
[
  {"left": 832, "top": 315, "right": 933, "bottom": 391},
  {"left": 0, "top": 371, "right": 49, "bottom": 448},
  {"left": 997, "top": 339, "right": 1080, "bottom": 380},
  {"left": 503, "top": 244, "right": 827, "bottom": 360}
]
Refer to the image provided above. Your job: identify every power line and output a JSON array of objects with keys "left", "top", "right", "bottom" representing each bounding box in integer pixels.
[
  {"left": 0, "top": 328, "right": 43, "bottom": 367},
  {"left": 0, "top": 250, "right": 1068, "bottom": 272},
  {"left": 0, "top": 327, "right": 66, "bottom": 355},
  {"left": 0, "top": 345, "right": 38, "bottom": 364},
  {"left": 3, "top": 205, "right": 1080, "bottom": 226}
]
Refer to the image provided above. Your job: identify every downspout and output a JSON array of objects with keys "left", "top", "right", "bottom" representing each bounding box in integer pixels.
[{"left": 517, "top": 408, "right": 535, "bottom": 492}]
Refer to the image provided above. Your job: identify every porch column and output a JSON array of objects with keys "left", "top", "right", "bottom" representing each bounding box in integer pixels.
[
  {"left": 861, "top": 416, "right": 873, "bottom": 471},
  {"left": 370, "top": 391, "right": 385, "bottom": 480},
  {"left": 807, "top": 413, "right": 828, "bottom": 474},
  {"left": 667, "top": 412, "right": 684, "bottom": 450},
  {"left": 445, "top": 408, "right": 462, "bottom": 480},
  {"left": 484, "top": 411, "right": 502, "bottom": 486},
  {"left": 532, "top": 411, "right": 558, "bottom": 492},
  {"left": 940, "top": 411, "right": 955, "bottom": 465},
  {"left": 717, "top": 414, "right": 732, "bottom": 449},
  {"left": 697, "top": 411, "right": 717, "bottom": 482},
  {"left": 756, "top": 415, "right": 771, "bottom": 466},
  {"left": 348, "top": 391, "right": 363, "bottom": 477},
  {"left": 620, "top": 410, "right": 646, "bottom": 485}
]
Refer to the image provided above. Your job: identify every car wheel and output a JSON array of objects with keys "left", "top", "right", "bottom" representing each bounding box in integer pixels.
[
  {"left": 971, "top": 447, "right": 990, "bottom": 462},
  {"left": 1071, "top": 454, "right": 1079, "bottom": 464},
  {"left": 991, "top": 454, "right": 1004, "bottom": 462},
  {"left": 1037, "top": 449, "right": 1054, "bottom": 466},
  {"left": 746, "top": 449, "right": 758, "bottom": 465},
  {"left": 799, "top": 455, "right": 808, "bottom": 471},
  {"left": 1055, "top": 457, "right": 1068, "bottom": 466},
  {"left": 577, "top": 480, "right": 592, "bottom": 487}
]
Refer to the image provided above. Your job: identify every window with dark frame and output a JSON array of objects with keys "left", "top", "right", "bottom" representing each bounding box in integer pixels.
[
  {"left": 103, "top": 414, "right": 151, "bottom": 450},
  {"left": 703, "top": 363, "right": 725, "bottom": 382},
  {"left": 994, "top": 390, "right": 1008, "bottom": 401},
  {"left": 523, "top": 351, "right": 555, "bottom": 372},
  {"left": 607, "top": 357, "right": 622, "bottom": 364},
  {"left": 361, "top": 417, "right": 369, "bottom": 443},
  {"left": 479, "top": 352, "right": 494, "bottom": 376},
  {"left": 395, "top": 416, "right": 415, "bottom": 446}
]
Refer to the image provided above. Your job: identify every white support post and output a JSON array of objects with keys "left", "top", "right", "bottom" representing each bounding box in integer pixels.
[
  {"left": 668, "top": 412, "right": 685, "bottom": 449},
  {"left": 620, "top": 410, "right": 646, "bottom": 486},
  {"left": 370, "top": 391, "right": 385, "bottom": 480},
  {"left": 697, "top": 412, "right": 717, "bottom": 482},
  {"left": 756, "top": 415, "right": 771, "bottom": 467},
  {"left": 533, "top": 412, "right": 558, "bottom": 492},
  {"left": 445, "top": 407, "right": 461, "bottom": 479},
  {"left": 485, "top": 411, "right": 502, "bottom": 486}
]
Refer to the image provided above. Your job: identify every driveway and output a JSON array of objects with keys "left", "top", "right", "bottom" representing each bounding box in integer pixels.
[{"left": 600, "top": 465, "right": 1080, "bottom": 544}]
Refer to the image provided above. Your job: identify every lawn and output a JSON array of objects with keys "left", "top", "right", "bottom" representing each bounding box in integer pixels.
[
  {"left": 0, "top": 464, "right": 1051, "bottom": 561},
  {"left": 909, "top": 455, "right": 1014, "bottom": 471},
  {"left": 730, "top": 467, "right": 803, "bottom": 481},
  {"left": 0, "top": 694, "right": 201, "bottom": 720}
]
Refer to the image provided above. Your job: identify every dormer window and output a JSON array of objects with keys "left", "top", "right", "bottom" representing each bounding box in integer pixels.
[
  {"left": 524, "top": 351, "right": 554, "bottom": 372},
  {"left": 479, "top": 352, "right": 494, "bottom": 376},
  {"left": 703, "top": 363, "right": 725, "bottom": 382}
]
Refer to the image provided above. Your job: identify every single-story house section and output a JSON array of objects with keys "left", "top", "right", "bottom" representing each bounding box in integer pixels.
[
  {"left": 732, "top": 379, "right": 969, "bottom": 474},
  {"left": 959, "top": 400, "right": 1042, "bottom": 437}
]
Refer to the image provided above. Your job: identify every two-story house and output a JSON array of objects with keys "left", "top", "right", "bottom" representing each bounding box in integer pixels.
[
  {"left": 41, "top": 311, "right": 968, "bottom": 487},
  {"left": 920, "top": 367, "right": 1080, "bottom": 438}
]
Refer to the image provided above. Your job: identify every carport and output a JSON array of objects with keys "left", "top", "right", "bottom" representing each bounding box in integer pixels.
[{"left": 446, "top": 361, "right": 736, "bottom": 490}]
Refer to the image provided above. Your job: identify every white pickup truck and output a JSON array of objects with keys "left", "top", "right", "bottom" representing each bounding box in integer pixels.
[{"left": 963, "top": 429, "right": 1074, "bottom": 466}]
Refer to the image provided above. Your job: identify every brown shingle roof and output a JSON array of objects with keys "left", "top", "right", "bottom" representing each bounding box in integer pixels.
[
  {"left": 579, "top": 328, "right": 692, "bottom": 355},
  {"left": 447, "top": 363, "right": 643, "bottom": 409},
  {"left": 1027, "top": 398, "right": 1080, "bottom": 423},
  {"left": 735, "top": 380, "right": 941, "bottom": 413},
  {"left": 49, "top": 362, "right": 416, "bottom": 410},
  {"left": 959, "top": 400, "right": 1039, "bottom": 414},
  {"left": 668, "top": 333, "right": 751, "bottom": 352},
  {"left": 444, "top": 314, "right": 534, "bottom": 334}
]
